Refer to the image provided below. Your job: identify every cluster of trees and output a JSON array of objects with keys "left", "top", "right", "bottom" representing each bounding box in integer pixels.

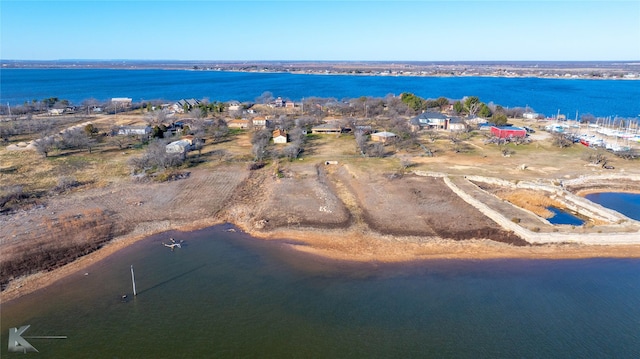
[
  {"left": 299, "top": 95, "right": 414, "bottom": 119},
  {"left": 355, "top": 131, "right": 385, "bottom": 157},
  {"left": 1, "top": 98, "right": 72, "bottom": 116},
  {"left": 33, "top": 123, "right": 99, "bottom": 157},
  {"left": 189, "top": 101, "right": 226, "bottom": 117},
  {"left": 400, "top": 93, "right": 450, "bottom": 112},
  {"left": 0, "top": 114, "right": 80, "bottom": 143},
  {"left": 399, "top": 93, "right": 525, "bottom": 126},
  {"left": 128, "top": 139, "right": 185, "bottom": 174}
]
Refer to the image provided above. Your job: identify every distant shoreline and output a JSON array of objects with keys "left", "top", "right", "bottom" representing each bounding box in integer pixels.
[{"left": 3, "top": 60, "right": 639, "bottom": 80}]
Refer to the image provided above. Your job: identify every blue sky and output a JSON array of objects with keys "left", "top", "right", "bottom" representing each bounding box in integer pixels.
[{"left": 1, "top": 1, "right": 639, "bottom": 61}]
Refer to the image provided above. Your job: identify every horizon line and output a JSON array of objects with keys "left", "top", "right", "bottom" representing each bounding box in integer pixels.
[{"left": 3, "top": 59, "right": 640, "bottom": 63}]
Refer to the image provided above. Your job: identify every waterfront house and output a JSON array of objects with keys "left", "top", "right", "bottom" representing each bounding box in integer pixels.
[
  {"left": 48, "top": 108, "right": 65, "bottom": 116},
  {"left": 111, "top": 98, "right": 133, "bottom": 107},
  {"left": 227, "top": 101, "right": 242, "bottom": 112},
  {"left": 172, "top": 98, "right": 201, "bottom": 113},
  {"left": 410, "top": 112, "right": 452, "bottom": 131}
]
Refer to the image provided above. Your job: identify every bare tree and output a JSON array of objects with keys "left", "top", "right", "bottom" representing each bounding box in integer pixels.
[
  {"left": 33, "top": 136, "right": 58, "bottom": 158},
  {"left": 283, "top": 143, "right": 302, "bottom": 160},
  {"left": 60, "top": 127, "right": 96, "bottom": 153},
  {"left": 256, "top": 91, "right": 274, "bottom": 105},
  {"left": 551, "top": 133, "right": 573, "bottom": 148},
  {"left": 384, "top": 94, "right": 411, "bottom": 117},
  {"left": 425, "top": 130, "right": 439, "bottom": 143},
  {"left": 287, "top": 127, "right": 306, "bottom": 145},
  {"left": 251, "top": 128, "right": 272, "bottom": 161},
  {"left": 129, "top": 139, "right": 184, "bottom": 173},
  {"left": 368, "top": 142, "right": 386, "bottom": 158},
  {"left": 207, "top": 118, "right": 229, "bottom": 143},
  {"left": 582, "top": 151, "right": 608, "bottom": 166},
  {"left": 0, "top": 122, "right": 17, "bottom": 143},
  {"left": 189, "top": 107, "right": 206, "bottom": 120},
  {"left": 144, "top": 109, "right": 170, "bottom": 127},
  {"left": 399, "top": 156, "right": 414, "bottom": 171}
]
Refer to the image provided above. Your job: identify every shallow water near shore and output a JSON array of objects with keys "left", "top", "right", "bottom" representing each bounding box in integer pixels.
[{"left": 2, "top": 224, "right": 640, "bottom": 358}]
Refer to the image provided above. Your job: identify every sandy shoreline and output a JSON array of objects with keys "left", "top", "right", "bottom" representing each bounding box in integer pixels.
[{"left": 4, "top": 216, "right": 640, "bottom": 303}]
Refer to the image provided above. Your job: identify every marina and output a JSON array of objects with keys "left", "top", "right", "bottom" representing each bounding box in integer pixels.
[{"left": 544, "top": 117, "right": 640, "bottom": 152}]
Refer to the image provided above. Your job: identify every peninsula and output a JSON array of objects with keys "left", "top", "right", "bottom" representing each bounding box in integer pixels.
[
  {"left": 2, "top": 60, "right": 640, "bottom": 80},
  {"left": 1, "top": 92, "right": 640, "bottom": 302}
]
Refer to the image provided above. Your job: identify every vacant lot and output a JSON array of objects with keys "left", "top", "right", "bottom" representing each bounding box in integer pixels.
[
  {"left": 326, "top": 163, "right": 526, "bottom": 244},
  {"left": 255, "top": 164, "right": 351, "bottom": 229}
]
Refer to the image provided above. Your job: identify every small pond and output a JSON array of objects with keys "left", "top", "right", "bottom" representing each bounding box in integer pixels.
[
  {"left": 585, "top": 192, "right": 640, "bottom": 221},
  {"left": 547, "top": 207, "right": 585, "bottom": 225}
]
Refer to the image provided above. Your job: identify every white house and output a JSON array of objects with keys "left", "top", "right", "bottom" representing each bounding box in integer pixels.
[
  {"left": 118, "top": 126, "right": 152, "bottom": 136},
  {"left": 227, "top": 101, "right": 242, "bottom": 112},
  {"left": 112, "top": 97, "right": 132, "bottom": 103},
  {"left": 48, "top": 108, "right": 65, "bottom": 116},
  {"left": 111, "top": 98, "right": 133, "bottom": 108},
  {"left": 448, "top": 117, "right": 467, "bottom": 132},
  {"left": 272, "top": 129, "right": 287, "bottom": 144},
  {"left": 165, "top": 140, "right": 192, "bottom": 154}
]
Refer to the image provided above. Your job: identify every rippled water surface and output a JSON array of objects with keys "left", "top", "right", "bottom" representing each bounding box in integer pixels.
[
  {"left": 2, "top": 69, "right": 638, "bottom": 117},
  {"left": 2, "top": 225, "right": 640, "bottom": 358}
]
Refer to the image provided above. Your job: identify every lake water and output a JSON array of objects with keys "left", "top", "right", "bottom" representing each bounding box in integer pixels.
[
  {"left": 2, "top": 225, "right": 640, "bottom": 358},
  {"left": 547, "top": 207, "right": 585, "bottom": 226},
  {"left": 585, "top": 192, "right": 640, "bottom": 221},
  {"left": 2, "top": 69, "right": 639, "bottom": 118}
]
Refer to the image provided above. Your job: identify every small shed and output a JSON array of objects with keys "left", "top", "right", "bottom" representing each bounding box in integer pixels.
[
  {"left": 370, "top": 131, "right": 397, "bottom": 143},
  {"left": 490, "top": 126, "right": 527, "bottom": 139}
]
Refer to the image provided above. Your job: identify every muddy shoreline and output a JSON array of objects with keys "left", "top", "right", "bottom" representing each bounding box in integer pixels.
[
  {"left": 4, "top": 214, "right": 640, "bottom": 304},
  {"left": 2, "top": 166, "right": 640, "bottom": 303}
]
